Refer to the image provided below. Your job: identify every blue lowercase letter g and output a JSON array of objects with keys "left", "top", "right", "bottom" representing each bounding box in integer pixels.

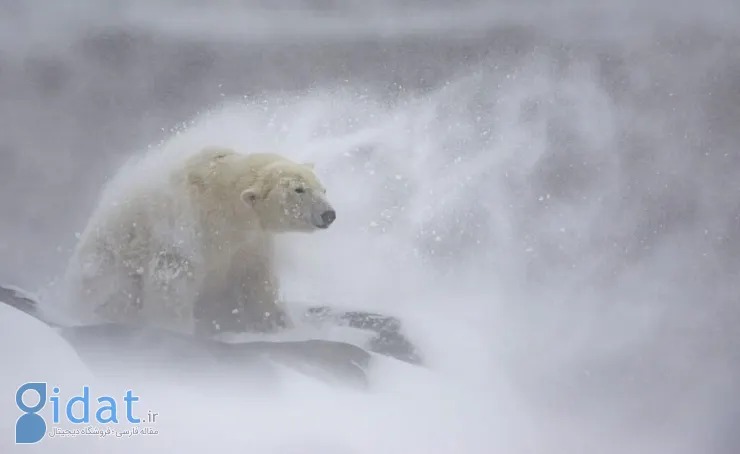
[{"left": 15, "top": 382, "right": 48, "bottom": 444}]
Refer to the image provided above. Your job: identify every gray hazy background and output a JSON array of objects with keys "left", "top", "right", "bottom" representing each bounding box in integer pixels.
[{"left": 1, "top": 1, "right": 739, "bottom": 453}]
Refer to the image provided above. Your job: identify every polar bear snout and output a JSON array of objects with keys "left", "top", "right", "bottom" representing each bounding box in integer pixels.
[
  {"left": 317, "top": 209, "right": 336, "bottom": 229},
  {"left": 306, "top": 191, "right": 335, "bottom": 230}
]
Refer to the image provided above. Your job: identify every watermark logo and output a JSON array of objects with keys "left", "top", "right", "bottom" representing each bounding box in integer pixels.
[{"left": 15, "top": 382, "right": 158, "bottom": 444}]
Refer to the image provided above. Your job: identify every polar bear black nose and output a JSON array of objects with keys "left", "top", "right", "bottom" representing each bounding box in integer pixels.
[{"left": 320, "top": 209, "right": 336, "bottom": 227}]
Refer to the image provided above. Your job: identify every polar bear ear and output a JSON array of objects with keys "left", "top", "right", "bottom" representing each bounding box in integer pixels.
[
  {"left": 240, "top": 188, "right": 259, "bottom": 205},
  {"left": 302, "top": 162, "right": 315, "bottom": 170}
]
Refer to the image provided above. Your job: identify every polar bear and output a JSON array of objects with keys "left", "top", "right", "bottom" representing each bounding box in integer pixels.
[{"left": 63, "top": 147, "right": 336, "bottom": 337}]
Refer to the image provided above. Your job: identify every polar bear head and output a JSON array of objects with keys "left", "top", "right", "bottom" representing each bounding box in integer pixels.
[{"left": 239, "top": 154, "right": 336, "bottom": 233}]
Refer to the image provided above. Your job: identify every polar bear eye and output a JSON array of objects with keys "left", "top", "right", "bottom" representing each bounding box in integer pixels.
[{"left": 294, "top": 187, "right": 305, "bottom": 194}]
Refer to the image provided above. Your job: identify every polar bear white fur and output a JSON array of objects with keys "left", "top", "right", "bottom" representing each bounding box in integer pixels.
[{"left": 63, "top": 146, "right": 336, "bottom": 336}]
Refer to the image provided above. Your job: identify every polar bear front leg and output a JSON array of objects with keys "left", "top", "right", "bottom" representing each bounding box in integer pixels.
[{"left": 193, "top": 249, "right": 288, "bottom": 337}]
